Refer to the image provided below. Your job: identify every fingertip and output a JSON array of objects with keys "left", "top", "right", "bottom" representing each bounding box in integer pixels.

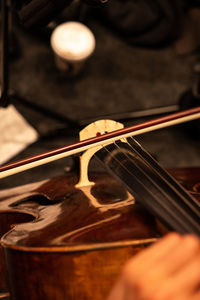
[
  {"left": 164, "top": 232, "right": 181, "bottom": 240},
  {"left": 181, "top": 234, "right": 200, "bottom": 249}
]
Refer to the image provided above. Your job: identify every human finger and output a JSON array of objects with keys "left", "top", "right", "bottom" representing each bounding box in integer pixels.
[
  {"left": 191, "top": 289, "right": 200, "bottom": 300},
  {"left": 123, "top": 233, "right": 181, "bottom": 280},
  {"left": 155, "top": 251, "right": 200, "bottom": 299},
  {"left": 107, "top": 279, "right": 126, "bottom": 300},
  {"left": 122, "top": 234, "right": 200, "bottom": 300}
]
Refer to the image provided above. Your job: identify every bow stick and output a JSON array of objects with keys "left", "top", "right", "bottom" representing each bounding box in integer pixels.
[{"left": 1, "top": 106, "right": 200, "bottom": 179}]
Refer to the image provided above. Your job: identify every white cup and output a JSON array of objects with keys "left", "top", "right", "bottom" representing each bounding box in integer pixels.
[{"left": 51, "top": 21, "right": 96, "bottom": 76}]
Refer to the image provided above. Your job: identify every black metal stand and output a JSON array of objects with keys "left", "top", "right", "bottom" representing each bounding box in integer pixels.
[
  {"left": 0, "top": 0, "right": 81, "bottom": 129},
  {"left": 0, "top": 0, "right": 9, "bottom": 107}
]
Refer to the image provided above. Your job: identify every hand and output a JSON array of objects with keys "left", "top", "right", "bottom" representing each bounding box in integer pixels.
[{"left": 107, "top": 233, "right": 200, "bottom": 300}]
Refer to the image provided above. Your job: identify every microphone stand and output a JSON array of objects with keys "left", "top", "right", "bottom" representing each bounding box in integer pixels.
[{"left": 0, "top": 0, "right": 9, "bottom": 107}]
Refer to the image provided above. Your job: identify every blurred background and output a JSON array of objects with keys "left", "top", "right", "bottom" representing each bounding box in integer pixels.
[{"left": 1, "top": 0, "right": 200, "bottom": 188}]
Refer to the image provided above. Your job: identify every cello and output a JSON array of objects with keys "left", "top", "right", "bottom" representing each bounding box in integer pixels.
[{"left": 0, "top": 108, "right": 200, "bottom": 300}]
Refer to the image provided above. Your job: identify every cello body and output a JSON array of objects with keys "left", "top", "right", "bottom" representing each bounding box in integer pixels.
[{"left": 0, "top": 168, "right": 200, "bottom": 300}]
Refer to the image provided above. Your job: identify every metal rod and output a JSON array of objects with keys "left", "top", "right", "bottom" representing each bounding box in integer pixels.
[
  {"left": 80, "top": 105, "right": 180, "bottom": 125},
  {"left": 0, "top": 0, "right": 9, "bottom": 107}
]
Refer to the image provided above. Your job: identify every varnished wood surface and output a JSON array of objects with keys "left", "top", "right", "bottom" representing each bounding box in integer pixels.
[
  {"left": 0, "top": 171, "right": 160, "bottom": 299},
  {"left": 0, "top": 172, "right": 159, "bottom": 250},
  {"left": 0, "top": 168, "right": 199, "bottom": 300},
  {"left": 5, "top": 246, "right": 144, "bottom": 300},
  {"left": 168, "top": 167, "right": 200, "bottom": 196}
]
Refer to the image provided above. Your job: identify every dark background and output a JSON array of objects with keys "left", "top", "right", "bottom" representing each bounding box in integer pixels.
[{"left": 1, "top": 5, "right": 200, "bottom": 189}]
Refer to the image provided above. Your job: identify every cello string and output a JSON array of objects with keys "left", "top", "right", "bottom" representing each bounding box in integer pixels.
[
  {"left": 101, "top": 142, "right": 200, "bottom": 234},
  {"left": 127, "top": 137, "right": 200, "bottom": 212},
  {"left": 113, "top": 139, "right": 200, "bottom": 222},
  {"left": 124, "top": 138, "right": 200, "bottom": 229},
  {"left": 97, "top": 142, "right": 192, "bottom": 234},
  {"left": 96, "top": 141, "right": 200, "bottom": 234}
]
